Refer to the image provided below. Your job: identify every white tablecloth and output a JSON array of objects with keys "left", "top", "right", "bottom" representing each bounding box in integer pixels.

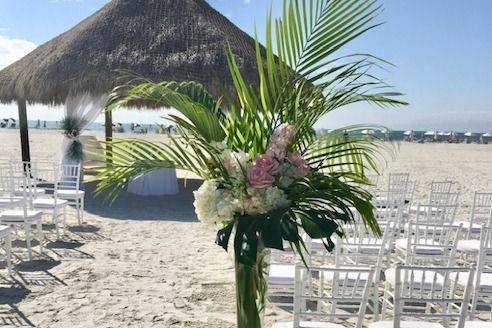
[{"left": 127, "top": 168, "right": 179, "bottom": 196}]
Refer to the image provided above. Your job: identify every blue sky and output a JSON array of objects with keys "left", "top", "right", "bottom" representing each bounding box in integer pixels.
[{"left": 0, "top": 0, "right": 491, "bottom": 131}]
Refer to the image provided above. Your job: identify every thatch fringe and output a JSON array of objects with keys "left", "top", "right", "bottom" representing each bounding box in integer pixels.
[{"left": 0, "top": 0, "right": 259, "bottom": 106}]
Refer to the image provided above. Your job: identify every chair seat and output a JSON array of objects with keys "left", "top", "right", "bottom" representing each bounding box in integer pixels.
[
  {"left": 457, "top": 239, "right": 481, "bottom": 253},
  {"left": 0, "top": 197, "right": 25, "bottom": 208},
  {"left": 33, "top": 198, "right": 68, "bottom": 208},
  {"left": 395, "top": 238, "right": 445, "bottom": 255},
  {"left": 455, "top": 272, "right": 492, "bottom": 293},
  {"left": 453, "top": 220, "right": 482, "bottom": 234},
  {"left": 268, "top": 264, "right": 295, "bottom": 285},
  {"left": 14, "top": 188, "right": 46, "bottom": 196},
  {"left": 0, "top": 210, "right": 43, "bottom": 221},
  {"left": 322, "top": 265, "right": 372, "bottom": 286},
  {"left": 409, "top": 205, "right": 442, "bottom": 214},
  {"left": 57, "top": 190, "right": 85, "bottom": 198},
  {"left": 385, "top": 268, "right": 444, "bottom": 290},
  {"left": 344, "top": 239, "right": 390, "bottom": 255},
  {"left": 369, "top": 321, "right": 444, "bottom": 328},
  {"left": 464, "top": 321, "right": 492, "bottom": 328},
  {"left": 0, "top": 225, "right": 10, "bottom": 238},
  {"left": 273, "top": 321, "right": 345, "bottom": 328}
]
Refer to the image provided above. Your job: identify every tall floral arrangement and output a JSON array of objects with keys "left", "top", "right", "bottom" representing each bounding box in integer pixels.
[{"left": 91, "top": 0, "right": 406, "bottom": 326}]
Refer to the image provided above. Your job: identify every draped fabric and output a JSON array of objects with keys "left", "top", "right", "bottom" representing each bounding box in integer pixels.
[{"left": 61, "top": 93, "right": 107, "bottom": 165}]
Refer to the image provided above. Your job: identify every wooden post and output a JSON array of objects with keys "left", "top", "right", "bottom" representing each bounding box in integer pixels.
[
  {"left": 105, "top": 109, "right": 113, "bottom": 164},
  {"left": 17, "top": 99, "right": 31, "bottom": 163}
]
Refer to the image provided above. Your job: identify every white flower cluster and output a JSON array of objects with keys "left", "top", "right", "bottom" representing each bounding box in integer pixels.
[
  {"left": 244, "top": 186, "right": 291, "bottom": 216},
  {"left": 220, "top": 149, "right": 250, "bottom": 178},
  {"left": 193, "top": 180, "right": 241, "bottom": 225},
  {"left": 193, "top": 182, "right": 290, "bottom": 225}
]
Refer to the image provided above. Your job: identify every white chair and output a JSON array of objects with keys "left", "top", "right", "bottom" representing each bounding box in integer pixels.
[
  {"left": 374, "top": 173, "right": 410, "bottom": 206},
  {"left": 9, "top": 161, "right": 46, "bottom": 200},
  {"left": 0, "top": 225, "right": 12, "bottom": 275},
  {"left": 410, "top": 192, "right": 460, "bottom": 219},
  {"left": 373, "top": 264, "right": 474, "bottom": 328},
  {"left": 455, "top": 192, "right": 492, "bottom": 240},
  {"left": 0, "top": 176, "right": 44, "bottom": 261},
  {"left": 456, "top": 202, "right": 492, "bottom": 255},
  {"left": 430, "top": 180, "right": 457, "bottom": 195},
  {"left": 330, "top": 223, "right": 395, "bottom": 320},
  {"left": 57, "top": 164, "right": 84, "bottom": 224},
  {"left": 32, "top": 178, "right": 68, "bottom": 240},
  {"left": 455, "top": 226, "right": 492, "bottom": 321},
  {"left": 273, "top": 265, "right": 375, "bottom": 328},
  {"left": 395, "top": 222, "right": 461, "bottom": 266}
]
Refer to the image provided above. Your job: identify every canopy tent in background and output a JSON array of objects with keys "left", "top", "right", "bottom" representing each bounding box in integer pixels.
[{"left": 0, "top": 0, "right": 260, "bottom": 163}]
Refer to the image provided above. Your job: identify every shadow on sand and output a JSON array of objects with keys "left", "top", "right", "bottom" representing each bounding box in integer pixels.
[
  {"left": 83, "top": 178, "right": 202, "bottom": 222},
  {"left": 0, "top": 278, "right": 34, "bottom": 327}
]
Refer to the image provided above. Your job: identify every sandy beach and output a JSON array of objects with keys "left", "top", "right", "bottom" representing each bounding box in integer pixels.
[{"left": 0, "top": 129, "right": 491, "bottom": 327}]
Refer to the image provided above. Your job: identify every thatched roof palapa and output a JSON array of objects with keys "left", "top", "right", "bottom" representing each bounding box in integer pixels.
[{"left": 0, "top": 0, "right": 260, "bottom": 105}]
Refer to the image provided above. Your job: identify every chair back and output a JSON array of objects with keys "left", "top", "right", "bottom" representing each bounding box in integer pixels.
[
  {"left": 466, "top": 192, "right": 492, "bottom": 239},
  {"left": 470, "top": 225, "right": 492, "bottom": 319},
  {"left": 430, "top": 180, "right": 457, "bottom": 194},
  {"left": 404, "top": 222, "right": 461, "bottom": 266},
  {"left": 58, "top": 164, "right": 81, "bottom": 191},
  {"left": 293, "top": 265, "right": 375, "bottom": 328},
  {"left": 393, "top": 264, "right": 474, "bottom": 328}
]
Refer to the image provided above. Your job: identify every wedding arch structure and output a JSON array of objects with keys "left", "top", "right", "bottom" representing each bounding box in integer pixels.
[{"left": 0, "top": 0, "right": 259, "bottom": 162}]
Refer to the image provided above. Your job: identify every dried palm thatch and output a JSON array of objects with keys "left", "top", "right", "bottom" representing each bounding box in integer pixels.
[{"left": 0, "top": 0, "right": 259, "bottom": 105}]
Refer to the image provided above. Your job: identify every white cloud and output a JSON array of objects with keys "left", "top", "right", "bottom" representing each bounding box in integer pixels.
[
  {"left": 0, "top": 35, "right": 36, "bottom": 70},
  {"left": 244, "top": 0, "right": 251, "bottom": 4}
]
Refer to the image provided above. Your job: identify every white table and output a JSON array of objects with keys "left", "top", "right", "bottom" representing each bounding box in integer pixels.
[{"left": 127, "top": 168, "right": 179, "bottom": 196}]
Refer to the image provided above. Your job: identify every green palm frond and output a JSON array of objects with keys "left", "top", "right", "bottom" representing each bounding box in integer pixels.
[{"left": 91, "top": 0, "right": 408, "bottom": 247}]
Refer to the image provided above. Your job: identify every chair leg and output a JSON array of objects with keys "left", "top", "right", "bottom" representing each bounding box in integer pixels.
[
  {"left": 381, "top": 282, "right": 390, "bottom": 320},
  {"left": 80, "top": 197, "right": 84, "bottom": 224},
  {"left": 25, "top": 224, "right": 32, "bottom": 261},
  {"left": 5, "top": 234, "right": 12, "bottom": 276},
  {"left": 37, "top": 221, "right": 43, "bottom": 255},
  {"left": 63, "top": 205, "right": 67, "bottom": 235}
]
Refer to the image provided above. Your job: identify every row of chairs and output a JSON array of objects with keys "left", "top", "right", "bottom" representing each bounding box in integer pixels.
[
  {"left": 268, "top": 173, "right": 492, "bottom": 327},
  {"left": 0, "top": 161, "right": 85, "bottom": 267}
]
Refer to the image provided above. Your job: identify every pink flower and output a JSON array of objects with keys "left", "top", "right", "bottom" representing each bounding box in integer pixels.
[
  {"left": 287, "top": 151, "right": 310, "bottom": 178},
  {"left": 287, "top": 151, "right": 304, "bottom": 167},
  {"left": 254, "top": 154, "right": 280, "bottom": 175},
  {"left": 266, "top": 145, "right": 285, "bottom": 160},
  {"left": 271, "top": 123, "right": 295, "bottom": 146},
  {"left": 248, "top": 166, "right": 275, "bottom": 189}
]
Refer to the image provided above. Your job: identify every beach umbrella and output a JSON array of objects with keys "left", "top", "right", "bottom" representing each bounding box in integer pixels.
[
  {"left": 464, "top": 131, "right": 476, "bottom": 137},
  {"left": 0, "top": 0, "right": 260, "bottom": 162},
  {"left": 424, "top": 131, "right": 436, "bottom": 136},
  {"left": 403, "top": 130, "right": 413, "bottom": 136},
  {"left": 483, "top": 133, "right": 492, "bottom": 138}
]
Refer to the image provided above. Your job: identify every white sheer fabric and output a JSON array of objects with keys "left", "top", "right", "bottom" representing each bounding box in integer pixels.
[
  {"left": 127, "top": 169, "right": 179, "bottom": 196},
  {"left": 61, "top": 93, "right": 107, "bottom": 165}
]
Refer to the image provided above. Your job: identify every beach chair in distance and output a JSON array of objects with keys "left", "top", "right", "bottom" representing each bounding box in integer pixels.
[
  {"left": 272, "top": 265, "right": 375, "bottom": 328},
  {"left": 57, "top": 164, "right": 85, "bottom": 225},
  {"left": 372, "top": 264, "right": 474, "bottom": 328}
]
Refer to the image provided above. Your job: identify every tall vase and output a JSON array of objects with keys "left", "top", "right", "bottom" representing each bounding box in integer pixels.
[{"left": 235, "top": 247, "right": 266, "bottom": 328}]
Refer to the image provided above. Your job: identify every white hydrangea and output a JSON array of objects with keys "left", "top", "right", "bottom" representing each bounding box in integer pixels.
[
  {"left": 193, "top": 180, "right": 240, "bottom": 225},
  {"left": 220, "top": 149, "right": 250, "bottom": 178},
  {"left": 245, "top": 186, "right": 290, "bottom": 216}
]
